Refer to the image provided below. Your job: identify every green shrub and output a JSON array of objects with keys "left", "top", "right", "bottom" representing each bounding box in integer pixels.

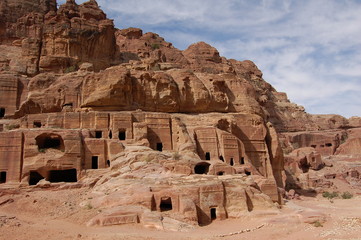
[
  {"left": 172, "top": 151, "right": 181, "bottom": 160},
  {"left": 5, "top": 124, "right": 20, "bottom": 130},
  {"left": 64, "top": 65, "right": 77, "bottom": 73},
  {"left": 341, "top": 191, "right": 353, "bottom": 199},
  {"left": 85, "top": 203, "right": 93, "bottom": 210},
  {"left": 322, "top": 191, "right": 338, "bottom": 199},
  {"left": 312, "top": 220, "right": 323, "bottom": 227},
  {"left": 38, "top": 148, "right": 46, "bottom": 153},
  {"left": 151, "top": 43, "right": 160, "bottom": 50}
]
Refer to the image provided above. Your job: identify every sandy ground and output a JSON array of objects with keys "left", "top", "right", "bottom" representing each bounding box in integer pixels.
[{"left": 1, "top": 187, "right": 361, "bottom": 240}]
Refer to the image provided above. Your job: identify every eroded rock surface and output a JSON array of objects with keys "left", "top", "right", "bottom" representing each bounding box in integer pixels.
[{"left": 0, "top": 0, "right": 360, "bottom": 231}]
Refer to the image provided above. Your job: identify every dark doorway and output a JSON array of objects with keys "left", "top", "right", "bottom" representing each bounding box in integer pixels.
[
  {"left": 326, "top": 143, "right": 332, "bottom": 147},
  {"left": 107, "top": 160, "right": 110, "bottom": 167},
  {"left": 48, "top": 169, "right": 77, "bottom": 182},
  {"left": 29, "top": 171, "right": 44, "bottom": 185},
  {"left": 194, "top": 162, "right": 210, "bottom": 174},
  {"left": 92, "top": 156, "right": 99, "bottom": 169},
  {"left": 245, "top": 170, "right": 251, "bottom": 176},
  {"left": 160, "top": 197, "right": 172, "bottom": 211},
  {"left": 219, "top": 155, "right": 224, "bottom": 161},
  {"left": 95, "top": 131, "right": 102, "bottom": 138},
  {"left": 156, "top": 142, "right": 163, "bottom": 151},
  {"left": 108, "top": 130, "right": 112, "bottom": 139},
  {"left": 230, "top": 158, "right": 234, "bottom": 166},
  {"left": 240, "top": 157, "right": 245, "bottom": 165},
  {"left": 0, "top": 108, "right": 5, "bottom": 118},
  {"left": 205, "top": 152, "right": 210, "bottom": 160},
  {"left": 0, "top": 171, "right": 6, "bottom": 183},
  {"left": 33, "top": 121, "right": 42, "bottom": 128},
  {"left": 217, "top": 171, "right": 224, "bottom": 176},
  {"left": 210, "top": 208, "right": 217, "bottom": 220},
  {"left": 119, "top": 130, "right": 126, "bottom": 140}
]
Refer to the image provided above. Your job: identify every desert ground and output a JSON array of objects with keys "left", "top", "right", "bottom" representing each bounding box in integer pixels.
[{"left": 1, "top": 187, "right": 361, "bottom": 240}]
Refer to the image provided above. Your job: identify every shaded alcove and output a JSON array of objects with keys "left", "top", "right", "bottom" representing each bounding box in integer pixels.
[
  {"left": 33, "top": 121, "right": 42, "bottom": 128},
  {"left": 205, "top": 152, "right": 210, "bottom": 160},
  {"left": 160, "top": 197, "right": 172, "bottom": 211},
  {"left": 210, "top": 208, "right": 217, "bottom": 220},
  {"left": 156, "top": 142, "right": 163, "bottom": 151},
  {"left": 35, "top": 133, "right": 65, "bottom": 151},
  {"left": 0, "top": 108, "right": 5, "bottom": 118},
  {"left": 95, "top": 131, "right": 102, "bottom": 138},
  {"left": 0, "top": 171, "right": 6, "bottom": 183},
  {"left": 240, "top": 157, "right": 245, "bottom": 165},
  {"left": 29, "top": 171, "right": 44, "bottom": 185},
  {"left": 216, "top": 171, "right": 224, "bottom": 176},
  {"left": 119, "top": 130, "right": 126, "bottom": 140},
  {"left": 108, "top": 130, "right": 113, "bottom": 139},
  {"left": 194, "top": 162, "right": 211, "bottom": 174},
  {"left": 230, "top": 158, "right": 234, "bottom": 166},
  {"left": 48, "top": 169, "right": 77, "bottom": 182},
  {"left": 92, "top": 156, "right": 99, "bottom": 169}
]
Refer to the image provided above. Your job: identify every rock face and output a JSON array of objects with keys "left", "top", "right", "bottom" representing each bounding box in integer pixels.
[
  {"left": 0, "top": 0, "right": 116, "bottom": 76},
  {"left": 0, "top": 0, "right": 360, "bottom": 231}
]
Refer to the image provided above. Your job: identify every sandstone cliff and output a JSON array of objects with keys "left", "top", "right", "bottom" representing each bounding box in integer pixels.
[{"left": 1, "top": 0, "right": 360, "bottom": 230}]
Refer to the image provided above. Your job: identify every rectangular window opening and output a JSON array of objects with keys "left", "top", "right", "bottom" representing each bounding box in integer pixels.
[
  {"left": 95, "top": 131, "right": 102, "bottom": 138},
  {"left": 33, "top": 121, "right": 42, "bottom": 128}
]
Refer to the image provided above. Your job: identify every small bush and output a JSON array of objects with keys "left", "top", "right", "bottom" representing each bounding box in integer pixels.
[
  {"left": 341, "top": 191, "right": 353, "bottom": 199},
  {"left": 64, "top": 65, "right": 77, "bottom": 73},
  {"left": 313, "top": 220, "right": 323, "bottom": 227},
  {"left": 38, "top": 148, "right": 46, "bottom": 153},
  {"left": 5, "top": 124, "right": 20, "bottom": 130},
  {"left": 322, "top": 191, "right": 339, "bottom": 199},
  {"left": 172, "top": 151, "right": 181, "bottom": 160},
  {"left": 85, "top": 203, "right": 93, "bottom": 210},
  {"left": 151, "top": 43, "right": 160, "bottom": 50}
]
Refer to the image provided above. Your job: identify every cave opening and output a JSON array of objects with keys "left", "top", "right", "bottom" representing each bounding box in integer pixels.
[
  {"left": 210, "top": 208, "right": 217, "bottom": 220},
  {"left": 160, "top": 197, "right": 172, "bottom": 211},
  {"left": 156, "top": 142, "right": 163, "bottom": 151},
  {"left": 92, "top": 156, "right": 99, "bottom": 169},
  {"left": 119, "top": 130, "right": 126, "bottom": 140},
  {"left": 36, "top": 133, "right": 64, "bottom": 151},
  {"left": 33, "top": 121, "right": 42, "bottom": 128},
  {"left": 0, "top": 108, "right": 5, "bottom": 118},
  {"left": 0, "top": 171, "right": 6, "bottom": 183},
  {"left": 194, "top": 162, "right": 210, "bottom": 174},
  {"left": 95, "top": 131, "right": 102, "bottom": 138},
  {"left": 29, "top": 171, "right": 44, "bottom": 185},
  {"left": 48, "top": 169, "right": 77, "bottom": 182}
]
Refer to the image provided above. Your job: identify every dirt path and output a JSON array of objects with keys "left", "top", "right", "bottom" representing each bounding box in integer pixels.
[{"left": 1, "top": 189, "right": 361, "bottom": 240}]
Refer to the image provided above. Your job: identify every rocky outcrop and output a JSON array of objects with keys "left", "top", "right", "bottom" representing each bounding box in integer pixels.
[
  {"left": 0, "top": 0, "right": 116, "bottom": 76},
  {"left": 1, "top": 0, "right": 360, "bottom": 231}
]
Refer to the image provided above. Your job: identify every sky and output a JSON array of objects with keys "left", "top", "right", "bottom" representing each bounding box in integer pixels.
[{"left": 58, "top": 0, "right": 361, "bottom": 118}]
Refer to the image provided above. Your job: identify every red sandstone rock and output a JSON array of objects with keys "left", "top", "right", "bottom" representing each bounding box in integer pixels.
[{"left": 0, "top": 0, "right": 360, "bottom": 231}]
